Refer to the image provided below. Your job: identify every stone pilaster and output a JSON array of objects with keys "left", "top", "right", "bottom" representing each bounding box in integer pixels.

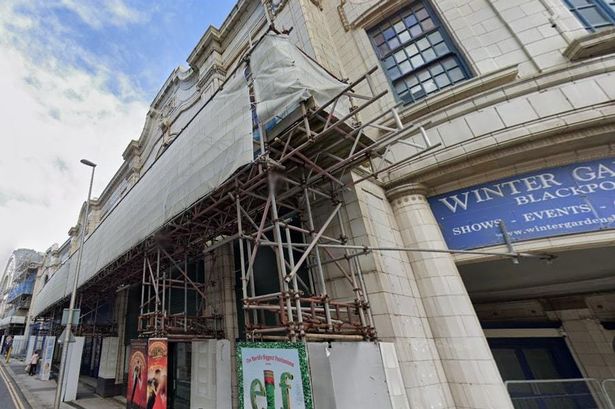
[{"left": 387, "top": 183, "right": 513, "bottom": 409}]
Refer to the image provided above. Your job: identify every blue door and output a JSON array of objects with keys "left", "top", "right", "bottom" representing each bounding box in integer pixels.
[{"left": 489, "top": 337, "right": 597, "bottom": 409}]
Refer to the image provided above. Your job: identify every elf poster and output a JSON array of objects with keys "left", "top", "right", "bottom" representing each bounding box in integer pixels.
[
  {"left": 237, "top": 342, "right": 313, "bottom": 409},
  {"left": 127, "top": 339, "right": 147, "bottom": 409},
  {"left": 146, "top": 338, "right": 168, "bottom": 409}
]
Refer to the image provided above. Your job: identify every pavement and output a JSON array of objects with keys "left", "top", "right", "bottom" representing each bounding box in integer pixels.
[{"left": 0, "top": 358, "right": 125, "bottom": 409}]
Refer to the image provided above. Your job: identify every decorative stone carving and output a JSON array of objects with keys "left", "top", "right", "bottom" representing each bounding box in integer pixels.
[
  {"left": 310, "top": 0, "right": 323, "bottom": 10},
  {"left": 337, "top": 0, "right": 351, "bottom": 32},
  {"left": 268, "top": 0, "right": 290, "bottom": 16}
]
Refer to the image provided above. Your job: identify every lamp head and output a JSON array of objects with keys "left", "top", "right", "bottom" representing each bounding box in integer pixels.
[{"left": 80, "top": 159, "right": 97, "bottom": 167}]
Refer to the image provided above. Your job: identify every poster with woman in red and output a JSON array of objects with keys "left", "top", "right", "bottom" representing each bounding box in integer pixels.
[
  {"left": 146, "top": 338, "right": 168, "bottom": 409},
  {"left": 127, "top": 339, "right": 148, "bottom": 409}
]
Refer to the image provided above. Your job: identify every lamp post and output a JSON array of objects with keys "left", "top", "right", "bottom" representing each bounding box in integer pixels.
[{"left": 53, "top": 159, "right": 96, "bottom": 409}]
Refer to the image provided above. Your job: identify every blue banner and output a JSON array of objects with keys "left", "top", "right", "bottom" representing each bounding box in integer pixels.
[{"left": 428, "top": 158, "right": 615, "bottom": 250}]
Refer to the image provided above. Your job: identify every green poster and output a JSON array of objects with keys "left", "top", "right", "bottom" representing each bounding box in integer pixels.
[{"left": 237, "top": 342, "right": 313, "bottom": 409}]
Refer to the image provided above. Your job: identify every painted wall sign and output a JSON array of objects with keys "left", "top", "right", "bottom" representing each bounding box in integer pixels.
[
  {"left": 127, "top": 339, "right": 148, "bottom": 409},
  {"left": 428, "top": 158, "right": 615, "bottom": 250},
  {"left": 238, "top": 342, "right": 313, "bottom": 409}
]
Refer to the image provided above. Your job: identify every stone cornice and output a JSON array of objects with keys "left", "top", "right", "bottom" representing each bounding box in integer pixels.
[
  {"left": 563, "top": 27, "right": 615, "bottom": 61},
  {"left": 388, "top": 116, "right": 615, "bottom": 191},
  {"left": 394, "top": 65, "right": 519, "bottom": 127},
  {"left": 337, "top": 0, "right": 406, "bottom": 31},
  {"left": 392, "top": 53, "right": 615, "bottom": 135},
  {"left": 187, "top": 27, "right": 223, "bottom": 69},
  {"left": 122, "top": 140, "right": 140, "bottom": 161}
]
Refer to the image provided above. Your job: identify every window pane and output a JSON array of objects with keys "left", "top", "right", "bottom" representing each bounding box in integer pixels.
[
  {"left": 406, "top": 76, "right": 419, "bottom": 87},
  {"left": 409, "top": 24, "right": 423, "bottom": 37},
  {"left": 410, "top": 54, "right": 425, "bottom": 68},
  {"left": 429, "top": 31, "right": 443, "bottom": 44},
  {"left": 399, "top": 91, "right": 412, "bottom": 103},
  {"left": 398, "top": 31, "right": 411, "bottom": 43},
  {"left": 421, "top": 18, "right": 435, "bottom": 31},
  {"left": 449, "top": 67, "right": 465, "bottom": 82},
  {"left": 404, "top": 15, "right": 417, "bottom": 27},
  {"left": 578, "top": 7, "right": 611, "bottom": 25},
  {"left": 423, "top": 79, "right": 437, "bottom": 93},
  {"left": 442, "top": 57, "right": 457, "bottom": 70},
  {"left": 410, "top": 85, "right": 425, "bottom": 99},
  {"left": 399, "top": 61, "right": 412, "bottom": 74},
  {"left": 394, "top": 21, "right": 405, "bottom": 33},
  {"left": 383, "top": 27, "right": 396, "bottom": 39},
  {"left": 417, "top": 38, "right": 430, "bottom": 50},
  {"left": 422, "top": 48, "right": 436, "bottom": 62},
  {"left": 388, "top": 37, "right": 401, "bottom": 48},
  {"left": 416, "top": 7, "right": 428, "bottom": 21},
  {"left": 429, "top": 64, "right": 444, "bottom": 76},
  {"left": 434, "top": 42, "right": 449, "bottom": 56},
  {"left": 388, "top": 66, "right": 402, "bottom": 80},
  {"left": 417, "top": 69, "right": 430, "bottom": 82},
  {"left": 405, "top": 43, "right": 419, "bottom": 56},
  {"left": 384, "top": 56, "right": 396, "bottom": 69},
  {"left": 435, "top": 73, "right": 451, "bottom": 87},
  {"left": 492, "top": 349, "right": 526, "bottom": 381}
]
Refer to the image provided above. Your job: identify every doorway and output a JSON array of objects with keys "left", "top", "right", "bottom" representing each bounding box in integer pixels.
[
  {"left": 489, "top": 337, "right": 596, "bottom": 409},
  {"left": 168, "top": 342, "right": 191, "bottom": 409}
]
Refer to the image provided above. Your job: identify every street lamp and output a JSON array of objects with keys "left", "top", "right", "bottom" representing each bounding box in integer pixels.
[{"left": 53, "top": 159, "right": 96, "bottom": 409}]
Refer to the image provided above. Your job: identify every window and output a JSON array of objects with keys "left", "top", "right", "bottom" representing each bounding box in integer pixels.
[
  {"left": 368, "top": 1, "right": 471, "bottom": 104},
  {"left": 563, "top": 0, "right": 615, "bottom": 31}
]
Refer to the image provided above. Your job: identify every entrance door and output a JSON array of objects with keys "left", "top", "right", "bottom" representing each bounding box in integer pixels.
[
  {"left": 489, "top": 337, "right": 595, "bottom": 409},
  {"left": 169, "top": 342, "right": 191, "bottom": 409}
]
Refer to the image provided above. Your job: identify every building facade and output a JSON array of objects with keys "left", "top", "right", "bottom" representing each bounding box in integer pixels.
[
  {"left": 0, "top": 249, "right": 43, "bottom": 336},
  {"left": 26, "top": 0, "right": 615, "bottom": 408}
]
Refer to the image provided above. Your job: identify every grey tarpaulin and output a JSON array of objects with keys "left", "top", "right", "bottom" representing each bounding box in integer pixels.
[
  {"left": 31, "top": 33, "right": 349, "bottom": 317},
  {"left": 250, "top": 33, "right": 349, "bottom": 128},
  {"left": 31, "top": 65, "right": 252, "bottom": 317}
]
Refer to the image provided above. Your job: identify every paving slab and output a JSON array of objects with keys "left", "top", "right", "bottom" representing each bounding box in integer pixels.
[{"left": 2, "top": 358, "right": 124, "bottom": 409}]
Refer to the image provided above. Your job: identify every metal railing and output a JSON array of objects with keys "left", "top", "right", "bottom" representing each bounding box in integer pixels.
[{"left": 506, "top": 378, "right": 615, "bottom": 409}]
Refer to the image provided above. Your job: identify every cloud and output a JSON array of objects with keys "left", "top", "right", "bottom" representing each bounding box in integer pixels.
[
  {"left": 58, "top": 0, "right": 149, "bottom": 29},
  {"left": 0, "top": 1, "right": 149, "bottom": 264}
]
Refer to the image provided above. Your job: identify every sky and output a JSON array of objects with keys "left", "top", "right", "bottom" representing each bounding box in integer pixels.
[{"left": 0, "top": 0, "right": 237, "bottom": 267}]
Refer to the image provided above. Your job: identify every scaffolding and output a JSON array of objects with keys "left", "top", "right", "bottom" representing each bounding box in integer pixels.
[
  {"left": 131, "top": 58, "right": 445, "bottom": 341},
  {"left": 37, "top": 32, "right": 551, "bottom": 343}
]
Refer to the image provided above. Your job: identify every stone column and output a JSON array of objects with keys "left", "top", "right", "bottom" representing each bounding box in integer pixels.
[
  {"left": 387, "top": 183, "right": 513, "bottom": 409},
  {"left": 351, "top": 180, "right": 454, "bottom": 409}
]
